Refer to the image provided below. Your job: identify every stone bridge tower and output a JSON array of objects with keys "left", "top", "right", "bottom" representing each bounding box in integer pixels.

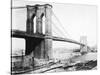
[
  {"left": 80, "top": 36, "right": 88, "bottom": 54},
  {"left": 25, "top": 4, "right": 52, "bottom": 60}
]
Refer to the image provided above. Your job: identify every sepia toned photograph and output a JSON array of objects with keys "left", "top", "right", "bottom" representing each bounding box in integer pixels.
[{"left": 11, "top": 0, "right": 97, "bottom": 74}]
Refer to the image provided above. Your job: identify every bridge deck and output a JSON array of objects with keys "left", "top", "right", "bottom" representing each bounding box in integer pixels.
[{"left": 11, "top": 30, "right": 85, "bottom": 46}]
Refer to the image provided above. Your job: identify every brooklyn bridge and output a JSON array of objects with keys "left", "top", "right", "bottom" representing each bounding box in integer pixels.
[
  {"left": 11, "top": 4, "right": 89, "bottom": 59},
  {"left": 11, "top": 4, "right": 96, "bottom": 74}
]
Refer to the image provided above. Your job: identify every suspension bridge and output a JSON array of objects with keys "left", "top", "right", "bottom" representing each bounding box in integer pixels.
[{"left": 11, "top": 4, "right": 89, "bottom": 60}]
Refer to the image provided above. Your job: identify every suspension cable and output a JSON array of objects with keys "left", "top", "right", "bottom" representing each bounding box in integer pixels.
[
  {"left": 52, "top": 21, "right": 67, "bottom": 38},
  {"left": 52, "top": 10, "right": 72, "bottom": 38}
]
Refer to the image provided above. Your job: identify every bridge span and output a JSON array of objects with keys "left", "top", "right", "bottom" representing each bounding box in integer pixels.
[{"left": 12, "top": 30, "right": 85, "bottom": 46}]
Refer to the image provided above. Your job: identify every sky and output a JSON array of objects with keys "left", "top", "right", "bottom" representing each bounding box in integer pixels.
[{"left": 12, "top": 0, "right": 97, "bottom": 51}]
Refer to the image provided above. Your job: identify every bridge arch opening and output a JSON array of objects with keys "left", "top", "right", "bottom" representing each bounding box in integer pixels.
[
  {"left": 42, "top": 14, "right": 45, "bottom": 34},
  {"left": 33, "top": 16, "right": 36, "bottom": 33}
]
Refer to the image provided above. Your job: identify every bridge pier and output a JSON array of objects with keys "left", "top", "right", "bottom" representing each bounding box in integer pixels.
[
  {"left": 34, "top": 5, "right": 45, "bottom": 59},
  {"left": 44, "top": 5, "right": 52, "bottom": 60},
  {"left": 25, "top": 5, "right": 36, "bottom": 55},
  {"left": 80, "top": 36, "right": 88, "bottom": 54},
  {"left": 25, "top": 4, "right": 53, "bottom": 60}
]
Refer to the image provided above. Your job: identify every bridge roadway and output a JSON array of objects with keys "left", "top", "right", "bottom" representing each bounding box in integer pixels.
[{"left": 11, "top": 30, "right": 85, "bottom": 46}]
